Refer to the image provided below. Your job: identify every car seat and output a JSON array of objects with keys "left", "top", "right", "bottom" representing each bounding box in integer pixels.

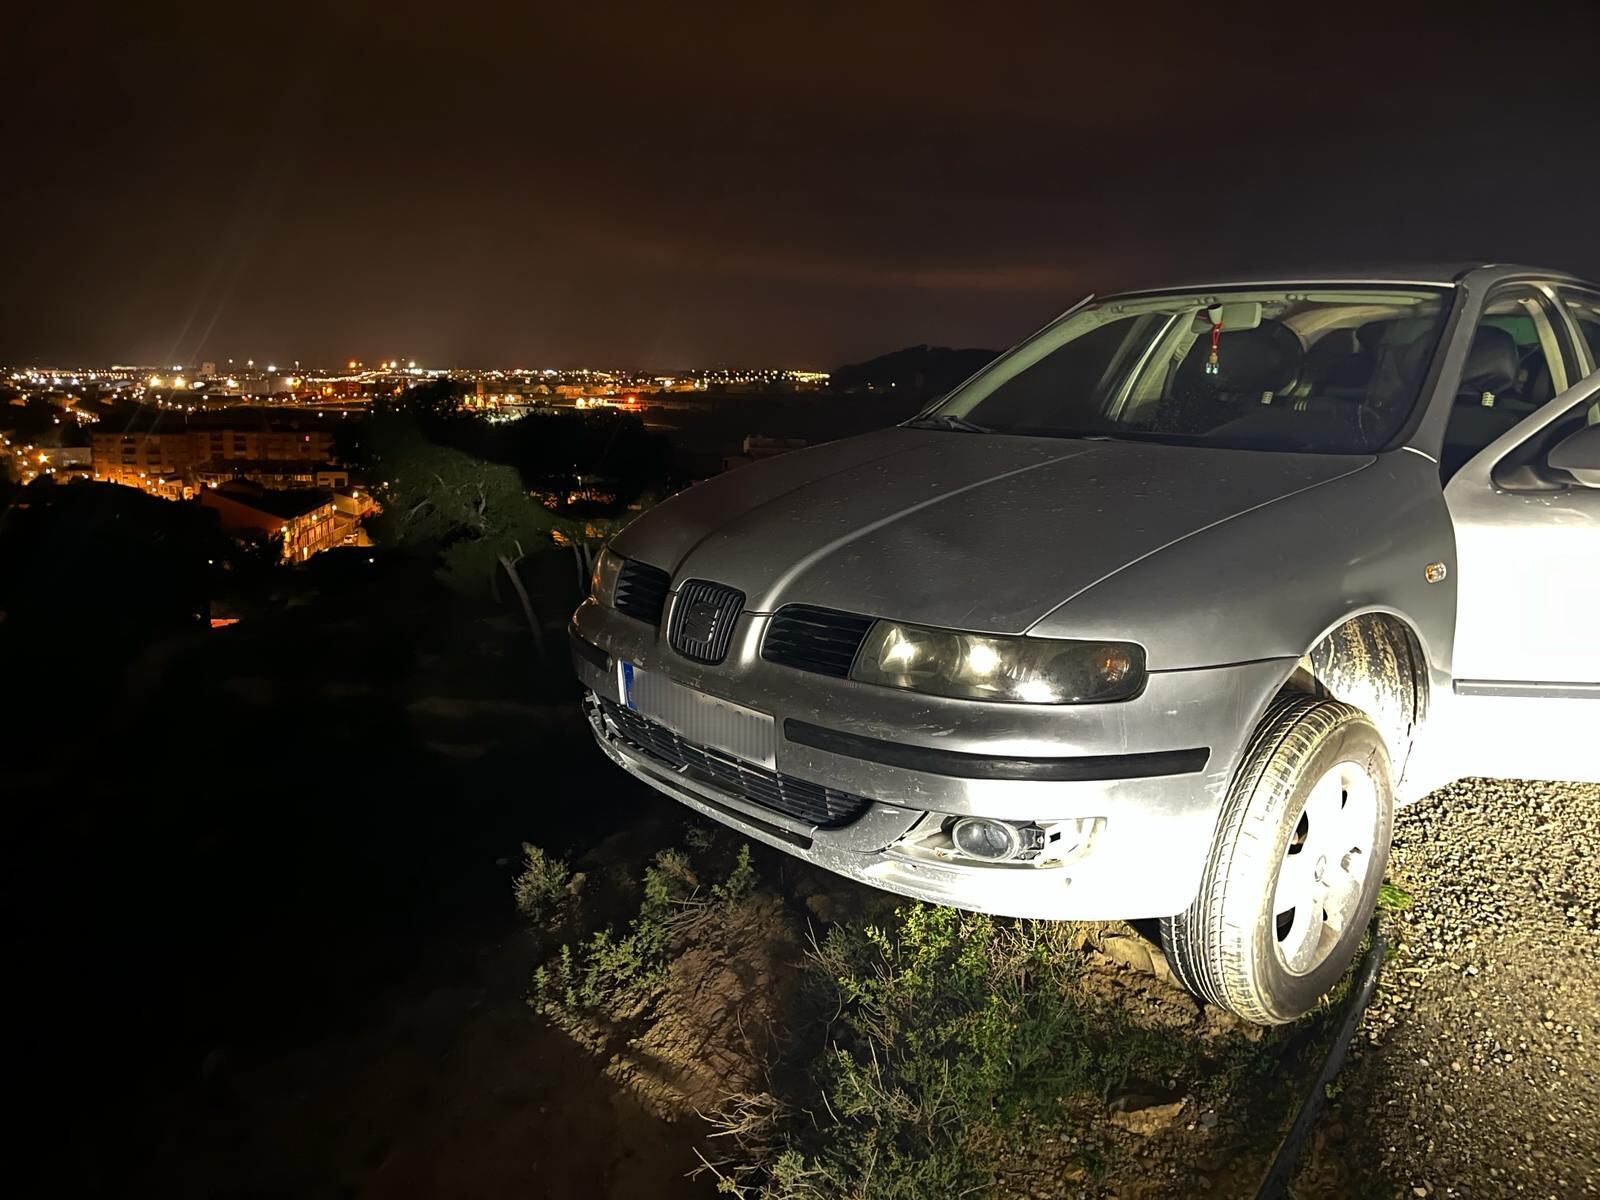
[{"left": 1441, "top": 326, "right": 1528, "bottom": 477}]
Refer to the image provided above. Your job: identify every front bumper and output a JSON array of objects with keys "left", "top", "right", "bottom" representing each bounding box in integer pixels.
[{"left": 573, "top": 599, "right": 1293, "bottom": 920}]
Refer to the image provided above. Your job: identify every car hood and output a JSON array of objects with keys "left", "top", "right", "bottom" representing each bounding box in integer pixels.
[{"left": 613, "top": 428, "right": 1373, "bottom": 635}]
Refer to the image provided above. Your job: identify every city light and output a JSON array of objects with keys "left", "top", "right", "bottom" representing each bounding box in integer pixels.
[{"left": 1, "top": 355, "right": 833, "bottom": 516}]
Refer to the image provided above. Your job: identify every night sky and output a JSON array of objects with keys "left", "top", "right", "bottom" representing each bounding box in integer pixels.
[{"left": 5, "top": 1, "right": 1599, "bottom": 368}]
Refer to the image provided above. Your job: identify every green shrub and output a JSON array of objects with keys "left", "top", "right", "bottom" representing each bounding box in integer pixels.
[
  {"left": 532, "top": 843, "right": 755, "bottom": 1029},
  {"left": 706, "top": 904, "right": 1303, "bottom": 1199},
  {"left": 512, "top": 843, "right": 572, "bottom": 923},
  {"left": 529, "top": 842, "right": 1337, "bottom": 1200}
]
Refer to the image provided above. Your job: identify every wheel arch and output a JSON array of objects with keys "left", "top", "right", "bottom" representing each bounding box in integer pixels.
[{"left": 1278, "top": 608, "right": 1433, "bottom": 795}]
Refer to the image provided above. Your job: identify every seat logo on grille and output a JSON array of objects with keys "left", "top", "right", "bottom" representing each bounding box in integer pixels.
[
  {"left": 680, "top": 598, "right": 725, "bottom": 644},
  {"left": 669, "top": 580, "right": 744, "bottom": 664}
]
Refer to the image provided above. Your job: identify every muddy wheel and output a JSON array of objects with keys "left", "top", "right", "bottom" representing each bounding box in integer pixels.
[{"left": 1160, "top": 691, "right": 1393, "bottom": 1024}]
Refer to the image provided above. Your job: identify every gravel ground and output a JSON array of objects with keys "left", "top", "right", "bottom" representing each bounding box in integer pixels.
[{"left": 1298, "top": 778, "right": 1600, "bottom": 1199}]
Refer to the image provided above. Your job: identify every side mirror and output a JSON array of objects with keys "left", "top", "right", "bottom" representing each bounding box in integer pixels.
[{"left": 1547, "top": 421, "right": 1600, "bottom": 488}]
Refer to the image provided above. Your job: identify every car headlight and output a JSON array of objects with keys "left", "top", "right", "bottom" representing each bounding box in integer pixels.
[
  {"left": 591, "top": 546, "right": 625, "bottom": 606},
  {"left": 850, "top": 620, "right": 1145, "bottom": 704}
]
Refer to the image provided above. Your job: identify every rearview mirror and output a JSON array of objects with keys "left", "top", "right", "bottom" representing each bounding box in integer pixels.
[
  {"left": 1189, "top": 301, "right": 1263, "bottom": 333},
  {"left": 1547, "top": 422, "right": 1600, "bottom": 488}
]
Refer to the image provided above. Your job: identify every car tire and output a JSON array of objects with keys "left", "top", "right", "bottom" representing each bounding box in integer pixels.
[{"left": 1159, "top": 690, "right": 1393, "bottom": 1024}]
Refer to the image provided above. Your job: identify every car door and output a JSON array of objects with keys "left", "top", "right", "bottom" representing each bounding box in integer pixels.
[{"left": 1442, "top": 283, "right": 1600, "bottom": 782}]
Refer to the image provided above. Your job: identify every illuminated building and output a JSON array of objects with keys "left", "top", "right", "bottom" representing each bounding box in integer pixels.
[
  {"left": 193, "top": 461, "right": 350, "bottom": 490},
  {"left": 192, "top": 426, "right": 337, "bottom": 463},
  {"left": 91, "top": 424, "right": 340, "bottom": 497},
  {"left": 298, "top": 378, "right": 380, "bottom": 400},
  {"left": 89, "top": 431, "right": 198, "bottom": 497},
  {"left": 332, "top": 486, "right": 379, "bottom": 521},
  {"left": 199, "top": 481, "right": 343, "bottom": 562}
]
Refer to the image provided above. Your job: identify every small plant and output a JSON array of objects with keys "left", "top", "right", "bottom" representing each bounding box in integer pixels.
[
  {"left": 684, "top": 824, "right": 719, "bottom": 854},
  {"left": 1377, "top": 880, "right": 1415, "bottom": 912},
  {"left": 512, "top": 842, "right": 572, "bottom": 923},
  {"left": 531, "top": 842, "right": 759, "bottom": 1034},
  {"left": 712, "top": 844, "right": 755, "bottom": 903}
]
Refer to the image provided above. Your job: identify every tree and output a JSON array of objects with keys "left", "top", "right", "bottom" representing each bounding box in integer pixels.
[
  {"left": 366, "top": 416, "right": 576, "bottom": 657},
  {"left": 375, "top": 378, "right": 468, "bottom": 426}
]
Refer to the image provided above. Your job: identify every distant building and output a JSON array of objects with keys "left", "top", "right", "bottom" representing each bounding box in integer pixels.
[
  {"left": 193, "top": 460, "right": 349, "bottom": 490},
  {"left": 297, "top": 378, "right": 371, "bottom": 399},
  {"left": 37, "top": 445, "right": 93, "bottom": 468},
  {"left": 191, "top": 425, "right": 338, "bottom": 463},
  {"left": 200, "top": 481, "right": 342, "bottom": 562},
  {"left": 90, "top": 431, "right": 199, "bottom": 496},
  {"left": 91, "top": 422, "right": 339, "bottom": 497},
  {"left": 332, "top": 486, "right": 379, "bottom": 521}
]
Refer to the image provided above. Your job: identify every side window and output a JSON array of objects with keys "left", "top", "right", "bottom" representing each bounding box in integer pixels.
[
  {"left": 1440, "top": 287, "right": 1576, "bottom": 480},
  {"left": 1560, "top": 290, "right": 1600, "bottom": 373}
]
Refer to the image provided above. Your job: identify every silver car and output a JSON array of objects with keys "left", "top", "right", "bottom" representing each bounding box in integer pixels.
[{"left": 570, "top": 264, "right": 1600, "bottom": 1022}]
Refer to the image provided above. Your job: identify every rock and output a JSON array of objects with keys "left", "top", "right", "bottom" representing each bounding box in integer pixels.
[
  {"left": 1083, "top": 925, "right": 1180, "bottom": 984},
  {"left": 1100, "top": 933, "right": 1159, "bottom": 976},
  {"left": 1108, "top": 1098, "right": 1186, "bottom": 1135}
]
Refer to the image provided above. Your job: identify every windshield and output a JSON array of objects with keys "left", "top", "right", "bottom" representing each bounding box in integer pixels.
[{"left": 917, "top": 287, "right": 1452, "bottom": 453}]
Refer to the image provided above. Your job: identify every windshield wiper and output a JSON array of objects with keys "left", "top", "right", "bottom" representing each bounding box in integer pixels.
[{"left": 904, "top": 413, "right": 993, "bottom": 434}]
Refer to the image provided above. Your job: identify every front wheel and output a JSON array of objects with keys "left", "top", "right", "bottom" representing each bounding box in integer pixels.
[{"left": 1160, "top": 691, "right": 1393, "bottom": 1024}]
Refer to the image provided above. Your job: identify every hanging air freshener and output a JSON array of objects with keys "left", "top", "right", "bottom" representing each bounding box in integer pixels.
[{"left": 1204, "top": 305, "right": 1225, "bottom": 377}]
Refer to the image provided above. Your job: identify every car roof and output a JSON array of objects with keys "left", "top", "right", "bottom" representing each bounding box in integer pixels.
[{"left": 1102, "top": 263, "right": 1592, "bottom": 298}]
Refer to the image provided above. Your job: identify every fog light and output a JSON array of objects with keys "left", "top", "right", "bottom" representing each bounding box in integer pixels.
[
  {"left": 951, "top": 817, "right": 1029, "bottom": 862},
  {"left": 896, "top": 814, "right": 1103, "bottom": 868}
]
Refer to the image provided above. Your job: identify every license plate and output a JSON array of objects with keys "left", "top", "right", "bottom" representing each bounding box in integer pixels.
[{"left": 619, "top": 661, "right": 776, "bottom": 770}]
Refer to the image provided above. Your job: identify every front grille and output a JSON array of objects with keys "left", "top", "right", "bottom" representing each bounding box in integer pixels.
[
  {"left": 599, "top": 697, "right": 872, "bottom": 828},
  {"left": 614, "top": 560, "right": 670, "bottom": 625},
  {"left": 762, "top": 605, "right": 875, "bottom": 678},
  {"left": 668, "top": 579, "right": 744, "bottom": 664}
]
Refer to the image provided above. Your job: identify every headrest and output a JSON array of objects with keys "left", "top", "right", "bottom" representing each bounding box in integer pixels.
[
  {"left": 1524, "top": 355, "right": 1554, "bottom": 407},
  {"left": 1458, "top": 326, "right": 1518, "bottom": 397},
  {"left": 1308, "top": 328, "right": 1359, "bottom": 359},
  {"left": 1358, "top": 321, "right": 1393, "bottom": 354}
]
